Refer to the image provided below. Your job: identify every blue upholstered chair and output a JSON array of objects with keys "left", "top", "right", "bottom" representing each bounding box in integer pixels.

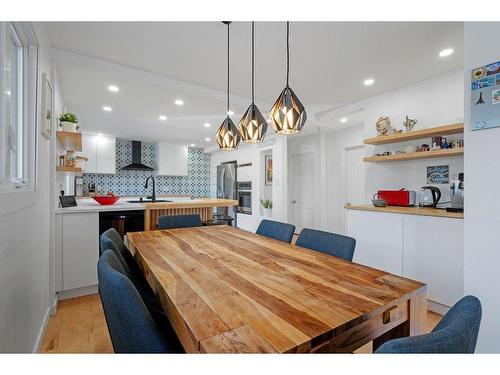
[
  {"left": 295, "top": 228, "right": 356, "bottom": 261},
  {"left": 99, "top": 228, "right": 173, "bottom": 336},
  {"left": 376, "top": 295, "right": 482, "bottom": 354},
  {"left": 98, "top": 250, "right": 184, "bottom": 353},
  {"left": 158, "top": 214, "right": 202, "bottom": 230},
  {"left": 256, "top": 219, "right": 296, "bottom": 243}
]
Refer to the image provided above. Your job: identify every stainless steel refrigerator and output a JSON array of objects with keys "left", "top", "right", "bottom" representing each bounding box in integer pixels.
[{"left": 216, "top": 161, "right": 237, "bottom": 226}]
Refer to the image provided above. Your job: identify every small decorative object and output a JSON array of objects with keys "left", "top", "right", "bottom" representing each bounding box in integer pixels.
[
  {"left": 471, "top": 60, "right": 500, "bottom": 131},
  {"left": 260, "top": 199, "right": 273, "bottom": 217},
  {"left": 441, "top": 137, "right": 449, "bottom": 149},
  {"left": 431, "top": 136, "right": 442, "bottom": 150},
  {"left": 403, "top": 115, "right": 417, "bottom": 132},
  {"left": 453, "top": 139, "right": 464, "bottom": 148},
  {"left": 64, "top": 151, "right": 77, "bottom": 167},
  {"left": 393, "top": 129, "right": 403, "bottom": 134},
  {"left": 427, "top": 165, "right": 449, "bottom": 184},
  {"left": 59, "top": 112, "right": 79, "bottom": 132},
  {"left": 376, "top": 116, "right": 392, "bottom": 136},
  {"left": 41, "top": 73, "right": 53, "bottom": 139},
  {"left": 417, "top": 144, "right": 430, "bottom": 152},
  {"left": 265, "top": 155, "right": 273, "bottom": 186}
]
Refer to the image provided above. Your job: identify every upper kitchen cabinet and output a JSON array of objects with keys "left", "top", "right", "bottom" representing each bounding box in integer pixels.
[
  {"left": 157, "top": 143, "right": 188, "bottom": 176},
  {"left": 82, "top": 133, "right": 116, "bottom": 174}
]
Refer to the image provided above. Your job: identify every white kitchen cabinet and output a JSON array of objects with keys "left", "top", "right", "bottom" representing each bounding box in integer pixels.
[
  {"left": 402, "top": 215, "right": 464, "bottom": 308},
  {"left": 157, "top": 143, "right": 188, "bottom": 176},
  {"left": 346, "top": 209, "right": 404, "bottom": 275},
  {"left": 62, "top": 212, "right": 99, "bottom": 290},
  {"left": 81, "top": 133, "right": 116, "bottom": 174}
]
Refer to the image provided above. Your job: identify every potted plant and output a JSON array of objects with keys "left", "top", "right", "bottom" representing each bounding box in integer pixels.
[
  {"left": 260, "top": 199, "right": 273, "bottom": 217},
  {"left": 59, "top": 112, "right": 79, "bottom": 132}
]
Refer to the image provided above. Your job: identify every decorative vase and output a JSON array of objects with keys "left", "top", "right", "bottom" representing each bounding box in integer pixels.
[
  {"left": 263, "top": 208, "right": 272, "bottom": 217},
  {"left": 61, "top": 121, "right": 77, "bottom": 132}
]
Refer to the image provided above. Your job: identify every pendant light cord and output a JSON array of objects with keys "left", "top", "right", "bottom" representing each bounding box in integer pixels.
[
  {"left": 286, "top": 21, "right": 290, "bottom": 87},
  {"left": 251, "top": 22, "right": 255, "bottom": 105},
  {"left": 227, "top": 22, "right": 230, "bottom": 116}
]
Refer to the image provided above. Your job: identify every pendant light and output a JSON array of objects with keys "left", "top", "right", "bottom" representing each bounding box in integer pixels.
[
  {"left": 270, "top": 21, "right": 307, "bottom": 135},
  {"left": 216, "top": 21, "right": 241, "bottom": 151},
  {"left": 238, "top": 22, "right": 267, "bottom": 143}
]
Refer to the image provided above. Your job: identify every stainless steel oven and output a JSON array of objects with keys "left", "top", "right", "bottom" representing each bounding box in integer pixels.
[{"left": 237, "top": 181, "right": 252, "bottom": 215}]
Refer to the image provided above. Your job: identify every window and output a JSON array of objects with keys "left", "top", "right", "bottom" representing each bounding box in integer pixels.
[{"left": 0, "top": 22, "right": 38, "bottom": 193}]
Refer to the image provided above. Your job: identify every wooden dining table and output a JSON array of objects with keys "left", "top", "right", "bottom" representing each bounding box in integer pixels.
[{"left": 127, "top": 226, "right": 427, "bottom": 353}]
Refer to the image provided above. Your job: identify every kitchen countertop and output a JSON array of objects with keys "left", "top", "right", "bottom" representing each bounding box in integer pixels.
[
  {"left": 345, "top": 204, "right": 464, "bottom": 219},
  {"left": 56, "top": 197, "right": 237, "bottom": 214}
]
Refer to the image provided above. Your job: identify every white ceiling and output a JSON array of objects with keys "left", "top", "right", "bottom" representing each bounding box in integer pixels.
[{"left": 46, "top": 22, "right": 463, "bottom": 147}]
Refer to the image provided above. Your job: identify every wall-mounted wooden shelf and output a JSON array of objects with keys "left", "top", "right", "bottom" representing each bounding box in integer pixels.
[
  {"left": 56, "top": 166, "right": 82, "bottom": 173},
  {"left": 363, "top": 147, "right": 464, "bottom": 163},
  {"left": 363, "top": 123, "right": 464, "bottom": 145},
  {"left": 56, "top": 131, "right": 82, "bottom": 151}
]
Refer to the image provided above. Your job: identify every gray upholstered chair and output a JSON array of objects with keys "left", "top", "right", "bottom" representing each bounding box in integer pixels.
[
  {"left": 98, "top": 250, "right": 184, "bottom": 353},
  {"left": 256, "top": 219, "right": 296, "bottom": 243},
  {"left": 295, "top": 228, "right": 356, "bottom": 261},
  {"left": 375, "top": 295, "right": 482, "bottom": 353},
  {"left": 158, "top": 214, "right": 202, "bottom": 230}
]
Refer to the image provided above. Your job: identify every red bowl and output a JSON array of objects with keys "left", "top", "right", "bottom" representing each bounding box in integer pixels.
[{"left": 92, "top": 196, "right": 120, "bottom": 205}]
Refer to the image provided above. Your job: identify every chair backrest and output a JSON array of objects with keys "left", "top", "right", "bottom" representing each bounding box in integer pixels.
[
  {"left": 158, "top": 214, "right": 202, "bottom": 230},
  {"left": 256, "top": 219, "right": 296, "bottom": 243},
  {"left": 97, "top": 250, "right": 173, "bottom": 353},
  {"left": 295, "top": 228, "right": 356, "bottom": 261},
  {"left": 375, "top": 295, "right": 482, "bottom": 353},
  {"left": 100, "top": 228, "right": 134, "bottom": 274}
]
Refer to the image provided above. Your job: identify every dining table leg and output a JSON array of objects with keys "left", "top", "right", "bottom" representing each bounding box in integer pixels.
[{"left": 372, "top": 291, "right": 427, "bottom": 352}]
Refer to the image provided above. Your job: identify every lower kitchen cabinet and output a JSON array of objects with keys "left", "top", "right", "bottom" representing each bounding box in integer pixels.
[
  {"left": 60, "top": 212, "right": 99, "bottom": 291},
  {"left": 347, "top": 210, "right": 404, "bottom": 275},
  {"left": 402, "top": 215, "right": 464, "bottom": 309},
  {"left": 345, "top": 208, "right": 464, "bottom": 311}
]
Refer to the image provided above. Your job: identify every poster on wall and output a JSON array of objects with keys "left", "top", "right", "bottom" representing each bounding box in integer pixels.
[
  {"left": 265, "top": 155, "right": 273, "bottom": 186},
  {"left": 471, "top": 61, "right": 500, "bottom": 131},
  {"left": 427, "top": 165, "right": 449, "bottom": 184}
]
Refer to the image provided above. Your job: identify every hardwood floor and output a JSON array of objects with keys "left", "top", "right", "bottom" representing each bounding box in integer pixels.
[
  {"left": 40, "top": 293, "right": 442, "bottom": 354},
  {"left": 40, "top": 294, "right": 113, "bottom": 353}
]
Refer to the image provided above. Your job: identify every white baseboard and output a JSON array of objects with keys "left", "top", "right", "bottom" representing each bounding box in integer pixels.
[
  {"left": 33, "top": 307, "right": 50, "bottom": 353},
  {"left": 428, "top": 299, "right": 450, "bottom": 316},
  {"left": 58, "top": 285, "right": 98, "bottom": 301}
]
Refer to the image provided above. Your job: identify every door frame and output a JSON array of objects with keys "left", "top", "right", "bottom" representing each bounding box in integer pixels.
[{"left": 343, "top": 144, "right": 365, "bottom": 205}]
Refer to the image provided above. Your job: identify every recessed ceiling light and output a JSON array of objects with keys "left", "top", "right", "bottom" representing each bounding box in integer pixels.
[
  {"left": 227, "top": 110, "right": 234, "bottom": 116},
  {"left": 190, "top": 143, "right": 196, "bottom": 147},
  {"left": 205, "top": 137, "right": 210, "bottom": 142},
  {"left": 340, "top": 118, "right": 348, "bottom": 123},
  {"left": 97, "top": 133, "right": 103, "bottom": 136},
  {"left": 159, "top": 115, "right": 167, "bottom": 121},
  {"left": 102, "top": 106, "right": 112, "bottom": 112},
  {"left": 174, "top": 99, "right": 184, "bottom": 106},
  {"left": 108, "top": 85, "right": 119, "bottom": 92},
  {"left": 439, "top": 48, "right": 454, "bottom": 57},
  {"left": 363, "top": 78, "right": 375, "bottom": 86},
  {"left": 204, "top": 123, "right": 211, "bottom": 128}
]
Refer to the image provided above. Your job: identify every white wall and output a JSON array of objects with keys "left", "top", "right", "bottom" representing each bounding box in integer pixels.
[
  {"left": 363, "top": 70, "right": 464, "bottom": 204},
  {"left": 463, "top": 22, "right": 500, "bottom": 353},
  {"left": 0, "top": 23, "right": 63, "bottom": 352},
  {"left": 210, "top": 134, "right": 287, "bottom": 232}
]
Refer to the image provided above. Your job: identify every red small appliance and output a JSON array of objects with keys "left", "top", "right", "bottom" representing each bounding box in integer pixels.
[{"left": 376, "top": 189, "right": 417, "bottom": 207}]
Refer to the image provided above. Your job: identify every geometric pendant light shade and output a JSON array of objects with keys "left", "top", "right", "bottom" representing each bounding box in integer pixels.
[
  {"left": 270, "top": 21, "right": 307, "bottom": 135},
  {"left": 216, "top": 21, "right": 241, "bottom": 151},
  {"left": 239, "top": 22, "right": 268, "bottom": 143}
]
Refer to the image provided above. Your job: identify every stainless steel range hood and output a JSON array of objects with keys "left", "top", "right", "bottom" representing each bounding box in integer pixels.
[{"left": 120, "top": 140, "right": 154, "bottom": 171}]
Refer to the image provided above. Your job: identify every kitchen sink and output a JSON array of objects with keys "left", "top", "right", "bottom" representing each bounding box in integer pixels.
[{"left": 126, "top": 199, "right": 173, "bottom": 203}]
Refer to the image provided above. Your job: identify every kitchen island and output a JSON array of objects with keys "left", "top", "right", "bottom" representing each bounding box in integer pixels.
[{"left": 55, "top": 197, "right": 238, "bottom": 299}]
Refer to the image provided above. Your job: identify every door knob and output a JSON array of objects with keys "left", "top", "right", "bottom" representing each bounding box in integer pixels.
[{"left": 291, "top": 200, "right": 296, "bottom": 204}]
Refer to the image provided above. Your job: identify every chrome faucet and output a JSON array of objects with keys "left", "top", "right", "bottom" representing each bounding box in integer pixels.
[{"left": 144, "top": 175, "right": 156, "bottom": 202}]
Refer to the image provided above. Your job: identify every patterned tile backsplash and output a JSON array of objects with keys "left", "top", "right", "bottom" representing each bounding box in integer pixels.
[{"left": 82, "top": 139, "right": 211, "bottom": 197}]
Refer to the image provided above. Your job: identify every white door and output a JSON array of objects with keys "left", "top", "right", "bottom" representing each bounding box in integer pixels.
[
  {"left": 344, "top": 145, "right": 365, "bottom": 205},
  {"left": 290, "top": 152, "right": 314, "bottom": 233}
]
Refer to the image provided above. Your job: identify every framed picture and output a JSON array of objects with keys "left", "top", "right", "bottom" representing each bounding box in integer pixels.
[
  {"left": 427, "top": 165, "right": 449, "bottom": 184},
  {"left": 40, "top": 73, "right": 53, "bottom": 139},
  {"left": 265, "top": 155, "right": 273, "bottom": 186}
]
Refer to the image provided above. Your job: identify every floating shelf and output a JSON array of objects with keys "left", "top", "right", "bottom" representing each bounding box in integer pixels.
[
  {"left": 363, "top": 123, "right": 464, "bottom": 145},
  {"left": 363, "top": 147, "right": 464, "bottom": 163},
  {"left": 56, "top": 131, "right": 82, "bottom": 151},
  {"left": 56, "top": 166, "right": 82, "bottom": 173}
]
